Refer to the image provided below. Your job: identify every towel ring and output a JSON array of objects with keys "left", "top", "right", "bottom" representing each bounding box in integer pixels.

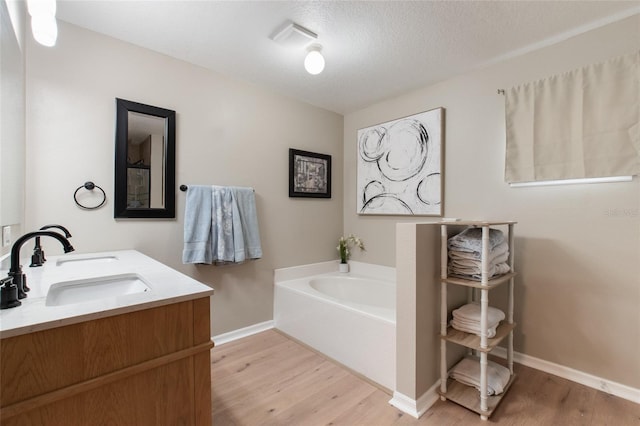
[{"left": 74, "top": 181, "right": 107, "bottom": 210}]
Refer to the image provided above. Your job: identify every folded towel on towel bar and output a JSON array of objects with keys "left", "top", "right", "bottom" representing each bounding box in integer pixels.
[
  {"left": 182, "top": 185, "right": 262, "bottom": 265},
  {"left": 182, "top": 185, "right": 214, "bottom": 264}
]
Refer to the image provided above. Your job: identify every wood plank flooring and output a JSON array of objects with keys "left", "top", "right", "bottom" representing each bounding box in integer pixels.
[{"left": 211, "top": 330, "right": 640, "bottom": 425}]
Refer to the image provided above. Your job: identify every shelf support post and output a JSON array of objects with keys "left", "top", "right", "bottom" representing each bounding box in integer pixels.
[
  {"left": 480, "top": 350, "right": 489, "bottom": 413},
  {"left": 508, "top": 223, "right": 515, "bottom": 374},
  {"left": 440, "top": 225, "right": 448, "bottom": 395},
  {"left": 480, "top": 226, "right": 490, "bottom": 415}
]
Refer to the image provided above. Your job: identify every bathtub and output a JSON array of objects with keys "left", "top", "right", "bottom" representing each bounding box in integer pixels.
[{"left": 274, "top": 262, "right": 396, "bottom": 390}]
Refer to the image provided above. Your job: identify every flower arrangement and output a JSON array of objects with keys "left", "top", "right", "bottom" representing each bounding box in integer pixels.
[{"left": 337, "top": 234, "right": 365, "bottom": 264}]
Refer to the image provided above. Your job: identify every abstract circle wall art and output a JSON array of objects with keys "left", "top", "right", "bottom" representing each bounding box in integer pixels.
[{"left": 357, "top": 107, "right": 444, "bottom": 215}]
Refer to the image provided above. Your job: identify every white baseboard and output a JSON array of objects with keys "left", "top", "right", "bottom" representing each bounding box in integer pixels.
[
  {"left": 212, "top": 320, "right": 274, "bottom": 346},
  {"left": 388, "top": 381, "right": 439, "bottom": 419},
  {"left": 492, "top": 347, "right": 640, "bottom": 404}
]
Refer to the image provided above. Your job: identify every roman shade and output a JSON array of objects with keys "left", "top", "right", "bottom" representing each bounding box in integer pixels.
[{"left": 505, "top": 51, "right": 640, "bottom": 183}]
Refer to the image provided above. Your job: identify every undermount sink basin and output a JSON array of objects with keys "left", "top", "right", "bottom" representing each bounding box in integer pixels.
[
  {"left": 55, "top": 255, "right": 119, "bottom": 267},
  {"left": 45, "top": 273, "right": 151, "bottom": 306}
]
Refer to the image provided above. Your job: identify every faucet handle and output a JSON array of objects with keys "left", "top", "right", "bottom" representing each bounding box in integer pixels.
[
  {"left": 8, "top": 270, "right": 28, "bottom": 298},
  {"left": 0, "top": 276, "right": 21, "bottom": 309},
  {"left": 30, "top": 247, "right": 45, "bottom": 267}
]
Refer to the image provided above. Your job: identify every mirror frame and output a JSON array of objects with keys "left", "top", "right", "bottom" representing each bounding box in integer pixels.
[{"left": 114, "top": 98, "right": 176, "bottom": 218}]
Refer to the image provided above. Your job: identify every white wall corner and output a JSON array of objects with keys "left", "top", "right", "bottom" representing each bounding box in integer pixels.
[
  {"left": 212, "top": 320, "right": 274, "bottom": 346},
  {"left": 388, "top": 381, "right": 440, "bottom": 419},
  {"left": 492, "top": 347, "right": 640, "bottom": 404}
]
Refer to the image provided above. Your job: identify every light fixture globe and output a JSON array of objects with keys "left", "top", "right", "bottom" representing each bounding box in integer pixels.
[
  {"left": 27, "top": 0, "right": 56, "bottom": 17},
  {"left": 31, "top": 15, "right": 57, "bottom": 47},
  {"left": 304, "top": 45, "right": 325, "bottom": 75}
]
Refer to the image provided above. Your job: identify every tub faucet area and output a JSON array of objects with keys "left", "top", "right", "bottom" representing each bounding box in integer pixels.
[{"left": 0, "top": 231, "right": 75, "bottom": 310}]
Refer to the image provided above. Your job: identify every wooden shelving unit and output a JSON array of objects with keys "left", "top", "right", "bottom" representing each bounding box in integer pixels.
[
  {"left": 441, "top": 322, "right": 516, "bottom": 352},
  {"left": 438, "top": 221, "right": 517, "bottom": 421}
]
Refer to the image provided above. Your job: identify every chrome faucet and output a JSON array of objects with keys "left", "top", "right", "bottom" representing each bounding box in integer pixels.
[
  {"left": 0, "top": 231, "right": 75, "bottom": 310},
  {"left": 30, "top": 224, "right": 73, "bottom": 267}
]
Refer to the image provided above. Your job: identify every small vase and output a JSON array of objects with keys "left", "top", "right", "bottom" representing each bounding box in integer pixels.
[{"left": 339, "top": 262, "right": 349, "bottom": 273}]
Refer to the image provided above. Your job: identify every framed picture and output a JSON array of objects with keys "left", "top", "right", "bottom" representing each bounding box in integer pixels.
[
  {"left": 356, "top": 107, "right": 444, "bottom": 215},
  {"left": 289, "top": 148, "right": 332, "bottom": 198}
]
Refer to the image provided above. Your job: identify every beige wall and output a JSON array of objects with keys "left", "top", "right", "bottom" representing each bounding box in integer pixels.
[
  {"left": 395, "top": 223, "right": 443, "bottom": 399},
  {"left": 25, "top": 22, "right": 343, "bottom": 335},
  {"left": 19, "top": 9, "right": 640, "bottom": 392},
  {"left": 0, "top": 0, "right": 25, "bottom": 256},
  {"left": 345, "top": 15, "right": 640, "bottom": 389}
]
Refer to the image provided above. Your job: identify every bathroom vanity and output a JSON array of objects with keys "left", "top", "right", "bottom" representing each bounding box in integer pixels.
[{"left": 0, "top": 250, "right": 213, "bottom": 425}]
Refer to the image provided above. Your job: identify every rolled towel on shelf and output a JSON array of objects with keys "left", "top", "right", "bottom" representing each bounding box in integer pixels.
[{"left": 449, "top": 356, "right": 511, "bottom": 396}]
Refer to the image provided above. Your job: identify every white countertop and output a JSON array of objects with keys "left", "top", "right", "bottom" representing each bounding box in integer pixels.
[{"left": 0, "top": 250, "right": 213, "bottom": 339}]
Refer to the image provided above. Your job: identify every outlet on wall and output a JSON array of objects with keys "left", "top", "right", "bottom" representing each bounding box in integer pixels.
[{"left": 2, "top": 226, "right": 11, "bottom": 247}]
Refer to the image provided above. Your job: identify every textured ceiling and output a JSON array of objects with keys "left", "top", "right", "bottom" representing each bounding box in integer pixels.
[{"left": 56, "top": 1, "right": 640, "bottom": 114}]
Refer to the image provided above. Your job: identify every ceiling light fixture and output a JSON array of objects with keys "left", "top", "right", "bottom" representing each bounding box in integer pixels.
[
  {"left": 271, "top": 21, "right": 325, "bottom": 75},
  {"left": 27, "top": 0, "right": 58, "bottom": 47},
  {"left": 304, "top": 44, "right": 325, "bottom": 75},
  {"left": 271, "top": 22, "right": 317, "bottom": 49}
]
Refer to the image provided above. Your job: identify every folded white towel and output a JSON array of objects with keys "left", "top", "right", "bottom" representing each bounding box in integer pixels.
[
  {"left": 447, "top": 240, "right": 509, "bottom": 281},
  {"left": 449, "top": 241, "right": 509, "bottom": 262},
  {"left": 452, "top": 303, "right": 505, "bottom": 324},
  {"left": 448, "top": 262, "right": 510, "bottom": 279},
  {"left": 449, "top": 248, "right": 509, "bottom": 267},
  {"left": 450, "top": 319, "right": 498, "bottom": 338},
  {"left": 451, "top": 316, "right": 501, "bottom": 329},
  {"left": 448, "top": 227, "right": 505, "bottom": 253},
  {"left": 449, "top": 356, "right": 511, "bottom": 396}
]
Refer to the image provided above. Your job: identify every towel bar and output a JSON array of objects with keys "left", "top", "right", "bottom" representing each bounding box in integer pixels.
[{"left": 179, "top": 185, "right": 254, "bottom": 192}]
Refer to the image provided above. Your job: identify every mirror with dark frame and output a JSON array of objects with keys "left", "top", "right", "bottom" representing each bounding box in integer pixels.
[{"left": 114, "top": 98, "right": 176, "bottom": 218}]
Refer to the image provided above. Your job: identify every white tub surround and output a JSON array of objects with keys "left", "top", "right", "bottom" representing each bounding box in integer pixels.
[
  {"left": 274, "top": 261, "right": 396, "bottom": 390},
  {"left": 0, "top": 250, "right": 213, "bottom": 338}
]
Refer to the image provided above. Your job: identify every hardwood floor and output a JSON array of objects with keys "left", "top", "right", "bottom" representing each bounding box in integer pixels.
[{"left": 211, "top": 330, "right": 640, "bottom": 425}]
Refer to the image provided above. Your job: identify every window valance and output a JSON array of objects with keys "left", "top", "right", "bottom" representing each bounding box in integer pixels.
[{"left": 505, "top": 51, "right": 640, "bottom": 183}]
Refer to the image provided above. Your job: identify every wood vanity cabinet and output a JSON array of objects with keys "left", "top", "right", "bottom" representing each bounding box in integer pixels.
[{"left": 0, "top": 297, "right": 213, "bottom": 425}]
